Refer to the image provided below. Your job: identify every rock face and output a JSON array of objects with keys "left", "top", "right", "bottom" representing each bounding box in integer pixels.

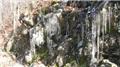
[{"left": 1, "top": 1, "right": 120, "bottom": 67}]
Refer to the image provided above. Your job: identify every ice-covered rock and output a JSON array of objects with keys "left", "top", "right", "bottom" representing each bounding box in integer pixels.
[{"left": 29, "top": 24, "right": 45, "bottom": 54}]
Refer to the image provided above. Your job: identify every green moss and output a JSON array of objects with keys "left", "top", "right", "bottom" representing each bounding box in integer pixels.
[
  {"left": 41, "top": 7, "right": 52, "bottom": 15},
  {"left": 25, "top": 46, "right": 49, "bottom": 65},
  {"left": 33, "top": 46, "right": 49, "bottom": 62},
  {"left": 79, "top": 56, "right": 88, "bottom": 67},
  {"left": 64, "top": 60, "right": 78, "bottom": 67},
  {"left": 64, "top": 55, "right": 88, "bottom": 67}
]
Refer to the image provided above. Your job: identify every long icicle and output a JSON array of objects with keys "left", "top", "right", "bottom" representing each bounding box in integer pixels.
[
  {"left": 108, "top": 6, "right": 112, "bottom": 33},
  {"left": 102, "top": 7, "right": 107, "bottom": 34},
  {"left": 96, "top": 12, "right": 101, "bottom": 62},
  {"left": 91, "top": 12, "right": 97, "bottom": 67}
]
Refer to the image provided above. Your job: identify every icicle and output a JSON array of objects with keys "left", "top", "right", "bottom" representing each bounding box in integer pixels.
[
  {"left": 108, "top": 6, "right": 112, "bottom": 33},
  {"left": 91, "top": 13, "right": 97, "bottom": 66},
  {"left": 102, "top": 8, "right": 107, "bottom": 34},
  {"left": 82, "top": 23, "right": 84, "bottom": 41},
  {"left": 66, "top": 21, "right": 69, "bottom": 36},
  {"left": 118, "top": 17, "right": 120, "bottom": 33},
  {"left": 96, "top": 13, "right": 101, "bottom": 61}
]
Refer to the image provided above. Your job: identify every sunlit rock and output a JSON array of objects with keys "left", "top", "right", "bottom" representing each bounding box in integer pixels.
[
  {"left": 30, "top": 61, "right": 46, "bottom": 67},
  {"left": 56, "top": 55, "right": 64, "bottom": 67},
  {"left": 58, "top": 46, "right": 64, "bottom": 51},
  {"left": 22, "top": 28, "right": 28, "bottom": 35},
  {"left": 12, "top": 63, "right": 24, "bottom": 67},
  {"left": 5, "top": 36, "right": 14, "bottom": 52},
  {"left": 25, "top": 51, "right": 32, "bottom": 63},
  {"left": 102, "top": 59, "right": 118, "bottom": 67}
]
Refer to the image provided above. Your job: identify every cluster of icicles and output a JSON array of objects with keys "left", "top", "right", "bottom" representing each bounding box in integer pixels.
[{"left": 85, "top": 2, "right": 119, "bottom": 67}]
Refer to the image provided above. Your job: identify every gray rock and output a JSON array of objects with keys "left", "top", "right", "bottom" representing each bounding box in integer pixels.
[{"left": 44, "top": 13, "right": 61, "bottom": 38}]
